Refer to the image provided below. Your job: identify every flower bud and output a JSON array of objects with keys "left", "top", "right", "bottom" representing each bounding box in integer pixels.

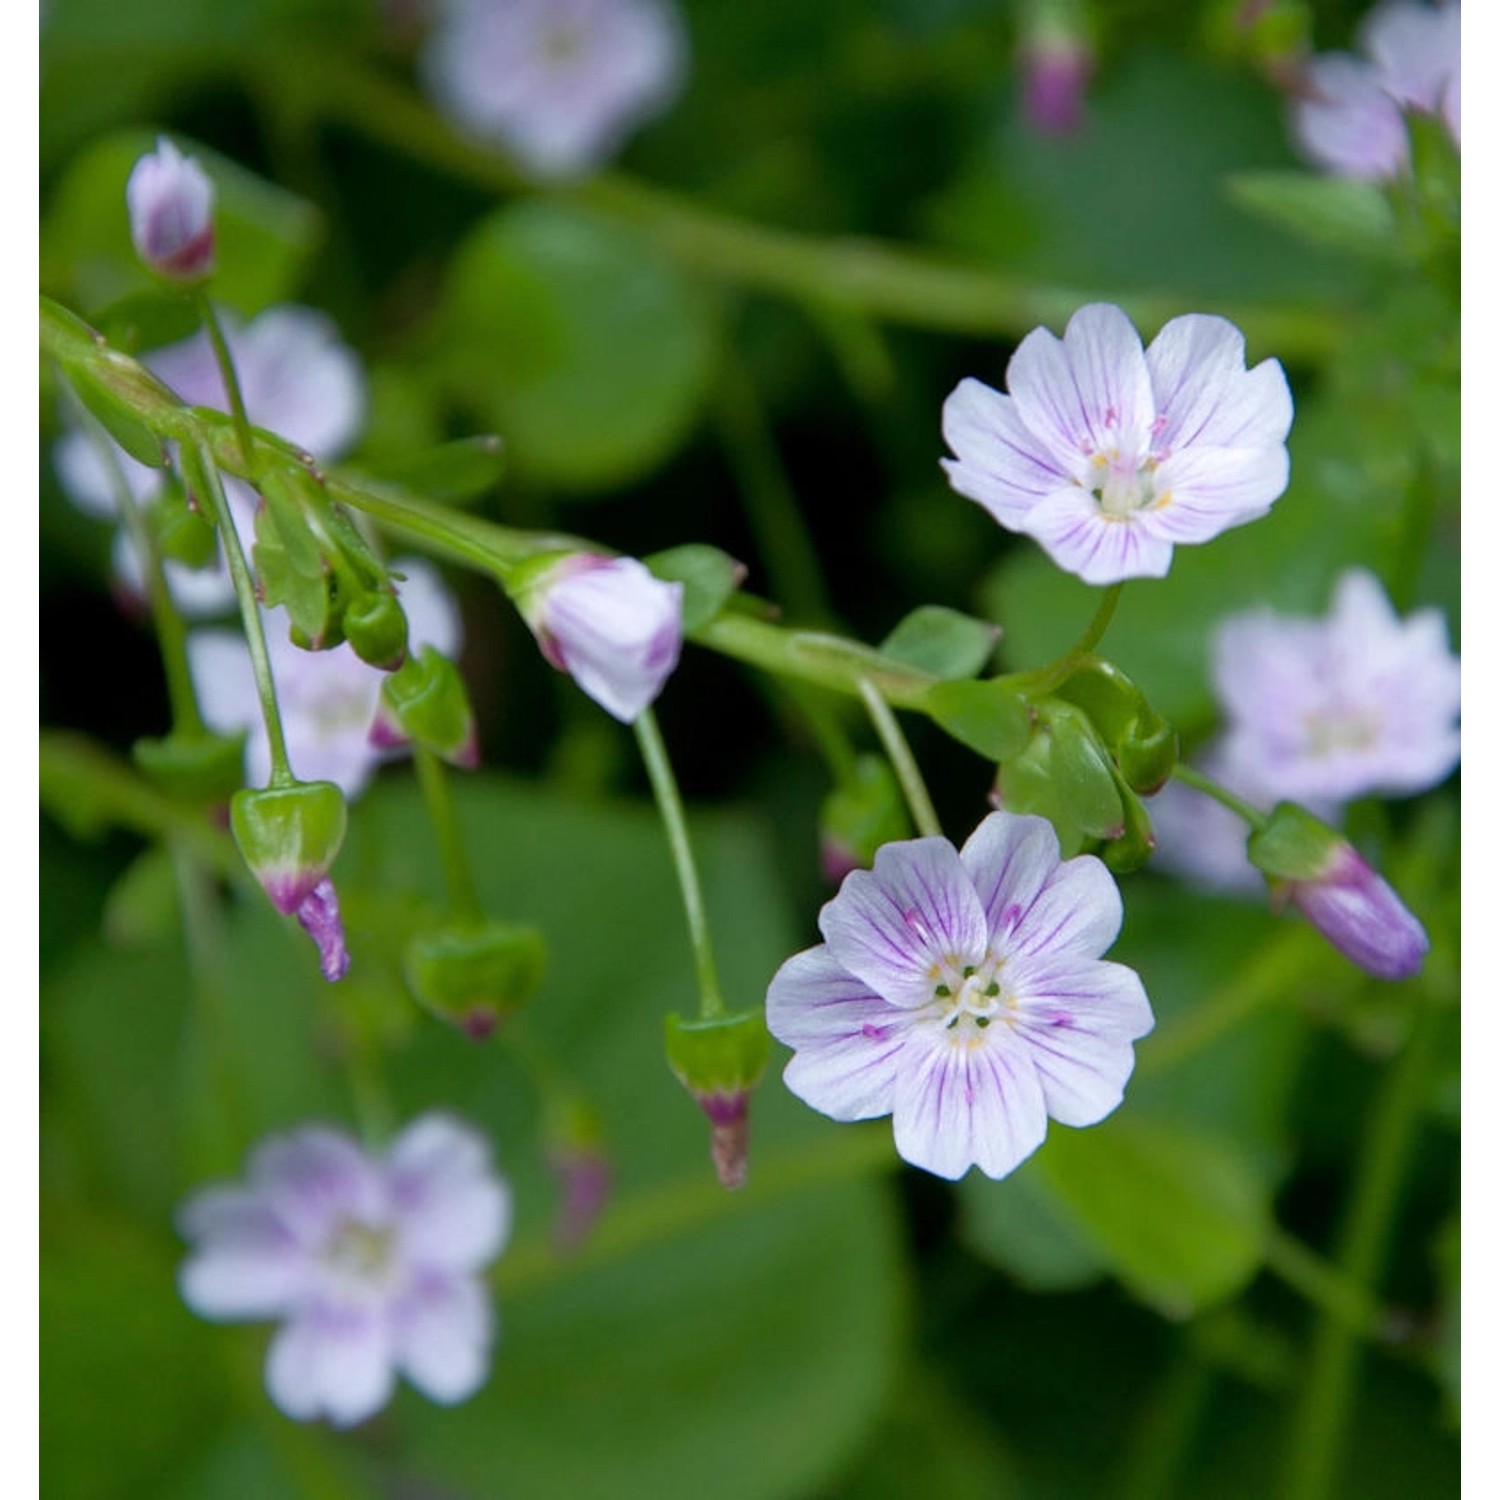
[
  {"left": 544, "top": 1098, "right": 612, "bottom": 1251},
  {"left": 514, "top": 553, "right": 683, "bottom": 724},
  {"left": 818, "top": 755, "right": 910, "bottom": 882},
  {"left": 994, "top": 700, "right": 1124, "bottom": 856},
  {"left": 374, "top": 647, "right": 478, "bottom": 767},
  {"left": 664, "top": 1010, "right": 772, "bottom": 1191},
  {"left": 1019, "top": 24, "right": 1092, "bottom": 137},
  {"left": 125, "top": 138, "right": 216, "bottom": 282},
  {"left": 1056, "top": 659, "right": 1178, "bottom": 795},
  {"left": 132, "top": 730, "right": 246, "bottom": 805},
  {"left": 344, "top": 588, "right": 410, "bottom": 672},
  {"left": 1249, "top": 803, "right": 1428, "bottom": 980},
  {"left": 403, "top": 922, "right": 547, "bottom": 1038},
  {"left": 229, "top": 780, "right": 348, "bottom": 916}
]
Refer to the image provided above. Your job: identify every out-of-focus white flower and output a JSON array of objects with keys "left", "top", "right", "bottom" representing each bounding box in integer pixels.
[
  {"left": 941, "top": 304, "right": 1293, "bottom": 585},
  {"left": 190, "top": 558, "right": 463, "bottom": 797},
  {"left": 127, "top": 137, "right": 216, "bottom": 281},
  {"left": 422, "top": 0, "right": 686, "bottom": 179},
  {"left": 178, "top": 1114, "right": 510, "bottom": 1426}
]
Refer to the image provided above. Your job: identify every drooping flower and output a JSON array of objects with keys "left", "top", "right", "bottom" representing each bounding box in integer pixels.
[
  {"left": 1284, "top": 838, "right": 1429, "bottom": 980},
  {"left": 126, "top": 137, "right": 216, "bottom": 281},
  {"left": 422, "top": 0, "right": 686, "bottom": 179},
  {"left": 190, "top": 557, "right": 464, "bottom": 797},
  {"left": 53, "top": 305, "right": 367, "bottom": 616},
  {"left": 1212, "top": 568, "right": 1460, "bottom": 805},
  {"left": 1018, "top": 21, "right": 1092, "bottom": 136},
  {"left": 178, "top": 1114, "right": 510, "bottom": 1426},
  {"left": 518, "top": 553, "right": 683, "bottom": 723},
  {"left": 766, "top": 812, "right": 1154, "bottom": 1181},
  {"left": 1292, "top": 1, "right": 1460, "bottom": 181},
  {"left": 941, "top": 303, "right": 1293, "bottom": 585}
]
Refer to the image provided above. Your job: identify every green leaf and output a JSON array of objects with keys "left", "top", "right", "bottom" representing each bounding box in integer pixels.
[
  {"left": 363, "top": 436, "right": 506, "bottom": 507},
  {"left": 960, "top": 1163, "right": 1108, "bottom": 1291},
  {"left": 1034, "top": 1113, "right": 1272, "bottom": 1316},
  {"left": 61, "top": 364, "right": 166, "bottom": 468},
  {"left": 925, "top": 678, "right": 1033, "bottom": 761},
  {"left": 880, "top": 605, "right": 999, "bottom": 680},
  {"left": 102, "top": 844, "right": 180, "bottom": 948},
  {"left": 1227, "top": 171, "right": 1401, "bottom": 260},
  {"left": 441, "top": 202, "right": 718, "bottom": 491},
  {"left": 646, "top": 543, "right": 746, "bottom": 630}
]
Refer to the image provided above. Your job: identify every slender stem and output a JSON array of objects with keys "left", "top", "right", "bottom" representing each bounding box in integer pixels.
[
  {"left": 714, "top": 353, "right": 834, "bottom": 625},
  {"left": 1281, "top": 1002, "right": 1439, "bottom": 1500},
  {"left": 1172, "top": 762, "right": 1269, "bottom": 831},
  {"left": 635, "top": 708, "right": 725, "bottom": 1019},
  {"left": 858, "top": 677, "right": 941, "bottom": 839},
  {"left": 1114, "top": 1352, "right": 1214, "bottom": 1500},
  {"left": 1017, "top": 582, "right": 1124, "bottom": 694},
  {"left": 1265, "top": 1228, "right": 1399, "bottom": 1344},
  {"left": 413, "top": 745, "right": 481, "bottom": 922},
  {"left": 82, "top": 418, "right": 205, "bottom": 736},
  {"left": 197, "top": 295, "right": 258, "bottom": 476},
  {"left": 187, "top": 444, "right": 296, "bottom": 785}
]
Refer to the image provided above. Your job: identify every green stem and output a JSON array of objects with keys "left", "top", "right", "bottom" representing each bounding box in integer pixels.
[
  {"left": 1265, "top": 1229, "right": 1399, "bottom": 1344},
  {"left": 1171, "top": 762, "right": 1269, "bottom": 831},
  {"left": 635, "top": 708, "right": 725, "bottom": 1019},
  {"left": 413, "top": 745, "right": 481, "bottom": 922},
  {"left": 185, "top": 443, "right": 295, "bottom": 785},
  {"left": 197, "top": 295, "right": 258, "bottom": 477},
  {"left": 714, "top": 352, "right": 834, "bottom": 624},
  {"left": 1114, "top": 1352, "right": 1214, "bottom": 1500},
  {"left": 858, "top": 677, "right": 941, "bottom": 839},
  {"left": 1017, "top": 582, "right": 1123, "bottom": 694},
  {"left": 82, "top": 418, "right": 205, "bottom": 736},
  {"left": 784, "top": 681, "right": 859, "bottom": 783},
  {"left": 1280, "top": 1002, "right": 1439, "bottom": 1500}
]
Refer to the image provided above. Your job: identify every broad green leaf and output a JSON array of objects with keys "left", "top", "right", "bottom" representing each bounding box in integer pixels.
[
  {"left": 924, "top": 678, "right": 1032, "bottom": 761},
  {"left": 440, "top": 202, "right": 718, "bottom": 491},
  {"left": 362, "top": 436, "right": 507, "bottom": 507},
  {"left": 1227, "top": 171, "right": 1401, "bottom": 260},
  {"left": 103, "top": 843, "right": 180, "bottom": 947},
  {"left": 880, "top": 605, "right": 999, "bottom": 680},
  {"left": 646, "top": 543, "right": 746, "bottom": 630},
  {"left": 960, "top": 1163, "right": 1108, "bottom": 1291}
]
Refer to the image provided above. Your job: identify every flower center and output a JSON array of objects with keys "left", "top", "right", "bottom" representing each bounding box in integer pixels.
[
  {"left": 929, "top": 954, "right": 1012, "bottom": 1044},
  {"left": 1303, "top": 707, "right": 1382, "bottom": 758},
  {"left": 322, "top": 1218, "right": 397, "bottom": 1289},
  {"left": 1087, "top": 450, "right": 1159, "bottom": 518}
]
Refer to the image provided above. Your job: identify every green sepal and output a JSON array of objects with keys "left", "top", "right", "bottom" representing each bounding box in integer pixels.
[
  {"left": 258, "top": 467, "right": 327, "bottom": 582},
  {"left": 344, "top": 589, "right": 410, "bottom": 672},
  {"left": 147, "top": 479, "right": 218, "bottom": 569},
  {"left": 644, "top": 545, "right": 745, "bottom": 631},
  {"left": 1101, "top": 781, "right": 1155, "bottom": 875},
  {"left": 819, "top": 755, "right": 910, "bottom": 878},
  {"left": 254, "top": 503, "right": 336, "bottom": 647},
  {"left": 403, "top": 922, "right": 547, "bottom": 1039},
  {"left": 664, "top": 1010, "right": 771, "bottom": 1099},
  {"left": 230, "top": 780, "right": 348, "bottom": 912},
  {"left": 925, "top": 677, "right": 1034, "bottom": 760},
  {"left": 132, "top": 730, "right": 246, "bottom": 804},
  {"left": 996, "top": 701, "right": 1124, "bottom": 857},
  {"left": 379, "top": 647, "right": 476, "bottom": 764},
  {"left": 1055, "top": 659, "right": 1178, "bottom": 794},
  {"left": 1246, "top": 802, "right": 1340, "bottom": 882}
]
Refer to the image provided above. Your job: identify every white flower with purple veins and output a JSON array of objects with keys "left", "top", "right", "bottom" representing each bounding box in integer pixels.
[
  {"left": 190, "top": 557, "right": 463, "bottom": 797},
  {"left": 127, "top": 137, "right": 215, "bottom": 281},
  {"left": 1293, "top": 1, "right": 1460, "bottom": 181},
  {"left": 53, "top": 305, "right": 366, "bottom": 616},
  {"left": 766, "top": 812, "right": 1154, "bottom": 1181},
  {"left": 1212, "top": 568, "right": 1461, "bottom": 804},
  {"left": 941, "top": 304, "right": 1293, "bottom": 585},
  {"left": 423, "top": 0, "right": 685, "bottom": 179},
  {"left": 179, "top": 1114, "right": 510, "bottom": 1427}
]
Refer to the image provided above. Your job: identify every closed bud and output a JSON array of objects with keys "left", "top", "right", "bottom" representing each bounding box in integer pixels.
[
  {"left": 664, "top": 1010, "right": 772, "bottom": 1191},
  {"left": 376, "top": 647, "right": 478, "bottom": 767},
  {"left": 1249, "top": 803, "right": 1428, "bottom": 980},
  {"left": 818, "top": 755, "right": 911, "bottom": 882},
  {"left": 126, "top": 138, "right": 216, "bottom": 282},
  {"left": 230, "top": 780, "right": 348, "bottom": 916},
  {"left": 994, "top": 700, "right": 1123, "bottom": 856},
  {"left": 403, "top": 922, "right": 547, "bottom": 1038},
  {"left": 544, "top": 1097, "right": 612, "bottom": 1251},
  {"left": 344, "top": 588, "right": 410, "bottom": 672},
  {"left": 133, "top": 730, "right": 246, "bottom": 805},
  {"left": 1057, "top": 659, "right": 1178, "bottom": 794},
  {"left": 1018, "top": 8, "right": 1092, "bottom": 137}
]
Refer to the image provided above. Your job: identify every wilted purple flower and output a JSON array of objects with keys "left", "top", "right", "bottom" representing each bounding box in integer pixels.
[
  {"left": 126, "top": 137, "right": 216, "bottom": 281},
  {"left": 1213, "top": 569, "right": 1460, "bottom": 805},
  {"left": 766, "top": 812, "right": 1154, "bottom": 1181},
  {"left": 941, "top": 304, "right": 1293, "bottom": 585},
  {"left": 190, "top": 558, "right": 463, "bottom": 797},
  {"left": 521, "top": 554, "right": 683, "bottom": 723},
  {"left": 1282, "top": 839, "right": 1429, "bottom": 980},
  {"left": 296, "top": 879, "right": 352, "bottom": 982},
  {"left": 53, "top": 306, "right": 366, "bottom": 616},
  {"left": 422, "top": 0, "right": 686, "bottom": 179},
  {"left": 1293, "top": 1, "right": 1460, "bottom": 180},
  {"left": 178, "top": 1115, "right": 510, "bottom": 1426}
]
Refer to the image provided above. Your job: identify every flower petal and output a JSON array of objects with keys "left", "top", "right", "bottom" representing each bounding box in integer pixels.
[
  {"left": 1006, "top": 851, "right": 1123, "bottom": 961},
  {"left": 1293, "top": 53, "right": 1409, "bottom": 180},
  {"left": 176, "top": 1186, "right": 307, "bottom": 1320},
  {"left": 820, "top": 837, "right": 988, "bottom": 1007},
  {"left": 1145, "top": 315, "right": 1292, "bottom": 453},
  {"left": 387, "top": 1115, "right": 512, "bottom": 1274},
  {"left": 1024, "top": 488, "right": 1175, "bottom": 584},
  {"left": 891, "top": 1034, "right": 1049, "bottom": 1181},
  {"left": 940, "top": 377, "right": 1076, "bottom": 525},
  {"left": 768, "top": 947, "right": 912, "bottom": 1121},
  {"left": 393, "top": 1273, "right": 494, "bottom": 1405},
  {"left": 958, "top": 811, "right": 1062, "bottom": 942},
  {"left": 1143, "top": 444, "right": 1290, "bottom": 540},
  {"left": 1007, "top": 304, "right": 1154, "bottom": 462},
  {"left": 264, "top": 1306, "right": 396, "bottom": 1428},
  {"left": 251, "top": 1127, "right": 389, "bottom": 1248}
]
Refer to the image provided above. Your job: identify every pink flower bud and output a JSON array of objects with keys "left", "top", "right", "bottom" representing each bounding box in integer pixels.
[
  {"left": 1020, "top": 35, "right": 1093, "bottom": 136},
  {"left": 126, "top": 139, "right": 216, "bottom": 282},
  {"left": 294, "top": 878, "right": 351, "bottom": 982},
  {"left": 1285, "top": 843, "right": 1429, "bottom": 982}
]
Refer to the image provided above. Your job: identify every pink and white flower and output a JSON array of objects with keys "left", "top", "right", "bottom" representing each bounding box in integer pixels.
[
  {"left": 766, "top": 811, "right": 1154, "bottom": 1181},
  {"left": 941, "top": 303, "right": 1293, "bottom": 585},
  {"left": 520, "top": 553, "right": 683, "bottom": 723},
  {"left": 422, "top": 0, "right": 686, "bottom": 179},
  {"left": 1212, "top": 568, "right": 1460, "bottom": 805},
  {"left": 127, "top": 137, "right": 215, "bottom": 281},
  {"left": 53, "top": 306, "right": 366, "bottom": 615},
  {"left": 190, "top": 557, "right": 463, "bottom": 797},
  {"left": 178, "top": 1114, "right": 510, "bottom": 1426},
  {"left": 1293, "top": 2, "right": 1460, "bottom": 181}
]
